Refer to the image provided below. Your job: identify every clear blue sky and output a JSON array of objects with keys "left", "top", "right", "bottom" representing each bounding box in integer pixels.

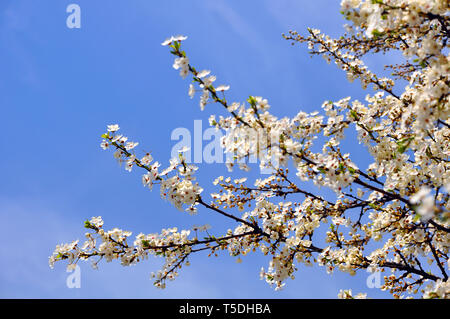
[{"left": 0, "top": 0, "right": 395, "bottom": 298}]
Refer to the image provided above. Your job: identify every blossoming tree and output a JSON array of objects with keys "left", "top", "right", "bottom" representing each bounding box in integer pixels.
[{"left": 50, "top": 0, "right": 449, "bottom": 299}]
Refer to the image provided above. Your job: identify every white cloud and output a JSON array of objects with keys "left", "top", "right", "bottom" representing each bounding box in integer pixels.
[{"left": 203, "top": 0, "right": 266, "bottom": 54}]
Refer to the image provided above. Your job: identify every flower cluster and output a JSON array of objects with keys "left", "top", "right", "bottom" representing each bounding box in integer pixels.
[
  {"left": 338, "top": 289, "right": 367, "bottom": 299},
  {"left": 100, "top": 125, "right": 203, "bottom": 213}
]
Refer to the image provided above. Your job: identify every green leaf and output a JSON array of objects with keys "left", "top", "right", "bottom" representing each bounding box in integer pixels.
[
  {"left": 371, "top": 29, "right": 384, "bottom": 38},
  {"left": 396, "top": 136, "right": 414, "bottom": 154},
  {"left": 247, "top": 96, "right": 256, "bottom": 106},
  {"left": 397, "top": 144, "right": 407, "bottom": 154}
]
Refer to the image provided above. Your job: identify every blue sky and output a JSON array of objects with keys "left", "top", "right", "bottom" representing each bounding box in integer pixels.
[{"left": 0, "top": 0, "right": 396, "bottom": 298}]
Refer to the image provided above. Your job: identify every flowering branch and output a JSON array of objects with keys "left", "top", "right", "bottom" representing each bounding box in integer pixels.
[{"left": 51, "top": 1, "right": 449, "bottom": 298}]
